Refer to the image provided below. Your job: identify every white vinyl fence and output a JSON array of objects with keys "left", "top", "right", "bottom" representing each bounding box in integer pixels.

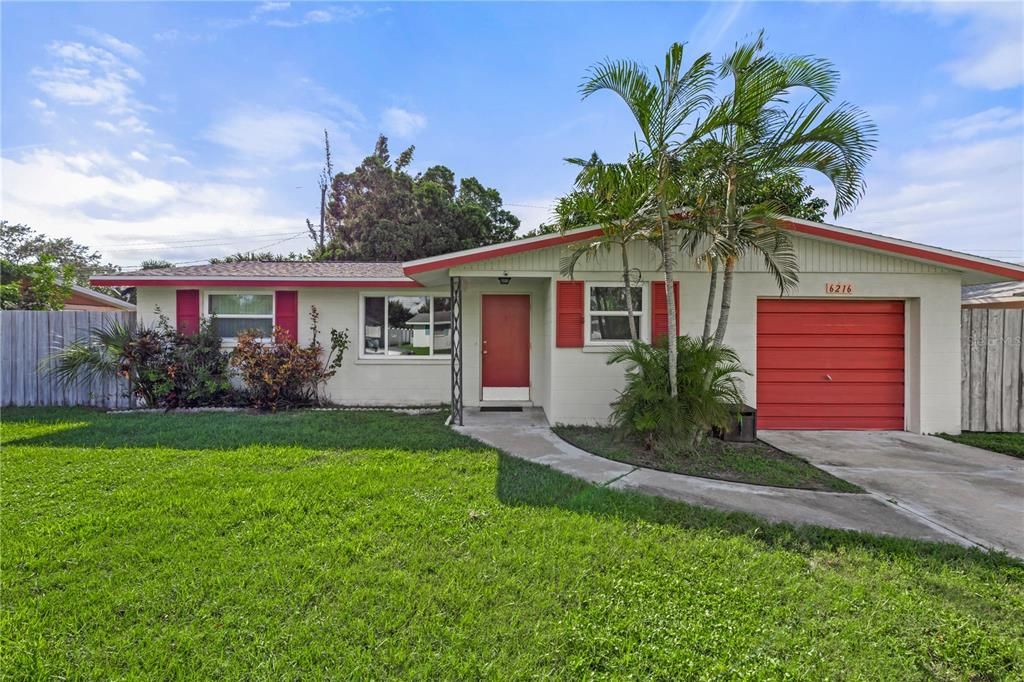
[
  {"left": 0, "top": 310, "right": 135, "bottom": 409},
  {"left": 962, "top": 308, "right": 1023, "bottom": 432}
]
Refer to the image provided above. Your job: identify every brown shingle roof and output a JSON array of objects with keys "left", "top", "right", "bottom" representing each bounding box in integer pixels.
[{"left": 115, "top": 261, "right": 407, "bottom": 279}]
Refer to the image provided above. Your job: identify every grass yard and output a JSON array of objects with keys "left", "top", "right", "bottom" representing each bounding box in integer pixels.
[
  {"left": 553, "top": 424, "right": 861, "bottom": 492},
  {"left": 2, "top": 409, "right": 1022, "bottom": 680},
  {"left": 937, "top": 431, "right": 1024, "bottom": 459}
]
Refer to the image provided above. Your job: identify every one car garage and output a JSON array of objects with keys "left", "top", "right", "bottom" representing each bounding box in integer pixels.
[{"left": 756, "top": 299, "right": 906, "bottom": 430}]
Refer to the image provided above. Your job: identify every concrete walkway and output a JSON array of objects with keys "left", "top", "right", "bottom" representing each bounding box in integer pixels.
[
  {"left": 454, "top": 408, "right": 976, "bottom": 549},
  {"left": 760, "top": 430, "right": 1024, "bottom": 558}
]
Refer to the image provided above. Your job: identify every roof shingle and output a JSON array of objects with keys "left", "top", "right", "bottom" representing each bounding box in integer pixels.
[{"left": 113, "top": 261, "right": 407, "bottom": 279}]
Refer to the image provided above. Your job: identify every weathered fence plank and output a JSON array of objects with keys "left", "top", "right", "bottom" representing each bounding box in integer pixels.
[
  {"left": 1002, "top": 309, "right": 1022, "bottom": 433},
  {"left": 0, "top": 310, "right": 134, "bottom": 408},
  {"left": 968, "top": 310, "right": 987, "bottom": 431},
  {"left": 961, "top": 307, "right": 1024, "bottom": 433},
  {"left": 961, "top": 310, "right": 971, "bottom": 429},
  {"left": 984, "top": 310, "right": 1004, "bottom": 431}
]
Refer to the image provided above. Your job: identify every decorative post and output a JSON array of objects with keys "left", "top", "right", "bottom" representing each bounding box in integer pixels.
[{"left": 450, "top": 276, "right": 464, "bottom": 425}]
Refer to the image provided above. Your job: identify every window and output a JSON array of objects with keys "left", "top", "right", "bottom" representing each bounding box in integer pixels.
[
  {"left": 587, "top": 284, "right": 644, "bottom": 343},
  {"left": 207, "top": 293, "right": 274, "bottom": 339},
  {"left": 362, "top": 295, "right": 452, "bottom": 358}
]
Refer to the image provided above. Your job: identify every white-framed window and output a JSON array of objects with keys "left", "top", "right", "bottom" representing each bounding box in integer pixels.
[
  {"left": 586, "top": 283, "right": 646, "bottom": 344},
  {"left": 360, "top": 294, "right": 452, "bottom": 358},
  {"left": 205, "top": 292, "right": 274, "bottom": 341}
]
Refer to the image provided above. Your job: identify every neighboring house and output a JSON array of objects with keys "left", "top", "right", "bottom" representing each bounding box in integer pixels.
[
  {"left": 64, "top": 284, "right": 136, "bottom": 312},
  {"left": 92, "top": 216, "right": 1024, "bottom": 434},
  {"left": 962, "top": 281, "right": 1024, "bottom": 309}
]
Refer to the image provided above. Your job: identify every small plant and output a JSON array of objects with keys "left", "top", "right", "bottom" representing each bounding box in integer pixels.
[
  {"left": 229, "top": 306, "right": 349, "bottom": 410},
  {"left": 607, "top": 336, "right": 748, "bottom": 453}
]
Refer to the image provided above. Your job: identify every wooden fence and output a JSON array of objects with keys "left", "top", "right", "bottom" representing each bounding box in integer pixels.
[
  {"left": 1, "top": 310, "right": 135, "bottom": 409},
  {"left": 962, "top": 308, "right": 1023, "bottom": 432}
]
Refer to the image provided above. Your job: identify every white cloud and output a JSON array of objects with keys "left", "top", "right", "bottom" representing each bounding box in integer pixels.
[
  {"left": 380, "top": 107, "right": 427, "bottom": 138},
  {"left": 31, "top": 35, "right": 149, "bottom": 130},
  {"left": 909, "top": 2, "right": 1023, "bottom": 90},
  {"left": 204, "top": 108, "right": 339, "bottom": 162},
  {"left": 1, "top": 148, "right": 304, "bottom": 265},
  {"left": 152, "top": 29, "right": 204, "bottom": 43},
  {"left": 844, "top": 121, "right": 1024, "bottom": 260},
  {"left": 934, "top": 107, "right": 1024, "bottom": 141},
  {"left": 263, "top": 5, "right": 366, "bottom": 28},
  {"left": 304, "top": 10, "right": 333, "bottom": 24},
  {"left": 254, "top": 1, "right": 290, "bottom": 14},
  {"left": 129, "top": 150, "right": 149, "bottom": 162},
  {"left": 79, "top": 28, "right": 144, "bottom": 61}
]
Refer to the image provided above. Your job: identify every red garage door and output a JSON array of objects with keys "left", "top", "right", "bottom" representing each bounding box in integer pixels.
[{"left": 757, "top": 300, "right": 905, "bottom": 430}]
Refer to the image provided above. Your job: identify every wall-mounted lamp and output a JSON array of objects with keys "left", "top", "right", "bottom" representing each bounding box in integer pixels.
[{"left": 498, "top": 271, "right": 512, "bottom": 285}]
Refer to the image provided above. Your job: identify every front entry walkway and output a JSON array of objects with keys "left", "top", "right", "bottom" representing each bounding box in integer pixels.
[
  {"left": 454, "top": 408, "right": 979, "bottom": 550},
  {"left": 759, "top": 430, "right": 1024, "bottom": 558}
]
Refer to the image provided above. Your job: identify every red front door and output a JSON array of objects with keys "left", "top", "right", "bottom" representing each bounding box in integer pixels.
[{"left": 482, "top": 295, "right": 530, "bottom": 398}]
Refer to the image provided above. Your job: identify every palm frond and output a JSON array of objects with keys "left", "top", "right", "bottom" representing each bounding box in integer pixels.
[{"left": 580, "top": 59, "right": 659, "bottom": 144}]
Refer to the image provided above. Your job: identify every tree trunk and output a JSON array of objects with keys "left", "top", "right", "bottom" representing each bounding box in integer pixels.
[
  {"left": 620, "top": 243, "right": 637, "bottom": 341},
  {"left": 658, "top": 200, "right": 678, "bottom": 398},
  {"left": 713, "top": 170, "right": 738, "bottom": 346},
  {"left": 702, "top": 259, "right": 718, "bottom": 341},
  {"left": 713, "top": 257, "right": 735, "bottom": 346}
]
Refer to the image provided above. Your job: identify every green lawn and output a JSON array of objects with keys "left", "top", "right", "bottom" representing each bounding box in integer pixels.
[
  {"left": 937, "top": 431, "right": 1024, "bottom": 459},
  {"left": 553, "top": 424, "right": 861, "bottom": 492},
  {"left": 2, "top": 409, "right": 1022, "bottom": 680}
]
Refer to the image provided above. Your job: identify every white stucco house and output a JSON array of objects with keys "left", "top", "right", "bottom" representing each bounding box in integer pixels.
[{"left": 93, "top": 216, "right": 1024, "bottom": 434}]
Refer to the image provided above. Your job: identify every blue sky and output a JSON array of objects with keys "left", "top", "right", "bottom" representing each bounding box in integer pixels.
[{"left": 2, "top": 1, "right": 1022, "bottom": 267}]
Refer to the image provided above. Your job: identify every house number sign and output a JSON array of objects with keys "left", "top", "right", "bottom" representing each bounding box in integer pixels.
[{"left": 825, "top": 282, "right": 854, "bottom": 295}]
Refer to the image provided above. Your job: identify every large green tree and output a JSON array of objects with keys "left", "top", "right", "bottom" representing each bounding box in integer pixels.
[
  {"left": 321, "top": 136, "right": 520, "bottom": 262},
  {"left": 1, "top": 221, "right": 118, "bottom": 283}
]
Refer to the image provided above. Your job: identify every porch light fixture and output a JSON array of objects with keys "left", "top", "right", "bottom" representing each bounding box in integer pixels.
[{"left": 498, "top": 272, "right": 512, "bottom": 285}]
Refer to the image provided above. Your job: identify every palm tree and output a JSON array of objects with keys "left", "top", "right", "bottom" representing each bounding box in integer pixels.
[
  {"left": 698, "top": 33, "right": 877, "bottom": 345},
  {"left": 556, "top": 154, "right": 658, "bottom": 342},
  {"left": 581, "top": 43, "right": 716, "bottom": 397}
]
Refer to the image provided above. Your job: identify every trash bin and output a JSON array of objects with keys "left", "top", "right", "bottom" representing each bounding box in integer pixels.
[{"left": 722, "top": 404, "right": 757, "bottom": 443}]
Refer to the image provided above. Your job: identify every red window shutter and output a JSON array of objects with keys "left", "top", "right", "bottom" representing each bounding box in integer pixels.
[
  {"left": 275, "top": 291, "right": 299, "bottom": 341},
  {"left": 176, "top": 290, "right": 200, "bottom": 336},
  {"left": 555, "top": 280, "right": 584, "bottom": 348},
  {"left": 650, "top": 281, "right": 680, "bottom": 344}
]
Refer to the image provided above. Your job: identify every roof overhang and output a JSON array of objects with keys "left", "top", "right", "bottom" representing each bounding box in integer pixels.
[
  {"left": 400, "top": 215, "right": 1024, "bottom": 284},
  {"left": 70, "top": 284, "right": 137, "bottom": 310},
  {"left": 89, "top": 276, "right": 422, "bottom": 288}
]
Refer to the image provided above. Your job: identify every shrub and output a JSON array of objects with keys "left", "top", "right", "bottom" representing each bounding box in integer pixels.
[
  {"left": 49, "top": 311, "right": 236, "bottom": 408},
  {"left": 229, "top": 306, "right": 349, "bottom": 410},
  {"left": 607, "top": 336, "right": 747, "bottom": 453}
]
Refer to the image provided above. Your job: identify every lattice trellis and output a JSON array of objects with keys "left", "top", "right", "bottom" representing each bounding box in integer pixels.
[{"left": 449, "top": 276, "right": 464, "bottom": 425}]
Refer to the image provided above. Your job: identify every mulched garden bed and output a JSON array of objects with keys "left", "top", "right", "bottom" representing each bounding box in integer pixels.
[{"left": 552, "top": 424, "right": 862, "bottom": 493}]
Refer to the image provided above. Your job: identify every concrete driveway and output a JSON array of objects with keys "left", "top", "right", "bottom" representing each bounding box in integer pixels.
[{"left": 759, "top": 431, "right": 1024, "bottom": 558}]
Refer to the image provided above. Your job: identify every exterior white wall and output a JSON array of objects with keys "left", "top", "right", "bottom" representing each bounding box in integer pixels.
[
  {"left": 298, "top": 288, "right": 451, "bottom": 406},
  {"left": 133, "top": 231, "right": 965, "bottom": 432},
  {"left": 135, "top": 286, "right": 452, "bottom": 406},
  {"left": 136, "top": 287, "right": 177, "bottom": 326},
  {"left": 454, "top": 236, "right": 964, "bottom": 434}
]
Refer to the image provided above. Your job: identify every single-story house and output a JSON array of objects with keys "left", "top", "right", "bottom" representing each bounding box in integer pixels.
[
  {"left": 962, "top": 281, "right": 1024, "bottom": 309},
  {"left": 64, "top": 284, "right": 136, "bottom": 312},
  {"left": 92, "top": 216, "right": 1024, "bottom": 434}
]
